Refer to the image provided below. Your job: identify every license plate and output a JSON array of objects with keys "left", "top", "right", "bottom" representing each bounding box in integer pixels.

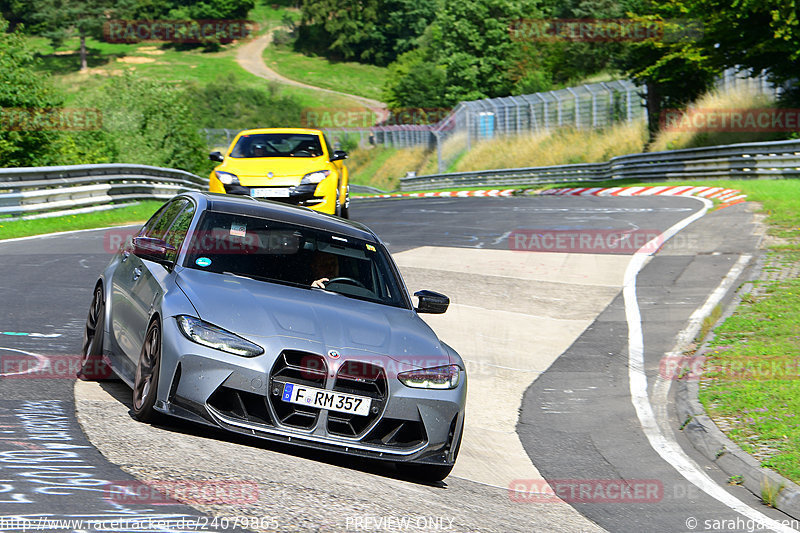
[
  {"left": 252, "top": 188, "right": 290, "bottom": 198},
  {"left": 281, "top": 383, "right": 371, "bottom": 416}
]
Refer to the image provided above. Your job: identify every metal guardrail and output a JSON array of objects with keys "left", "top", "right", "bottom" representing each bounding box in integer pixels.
[
  {"left": 3, "top": 138, "right": 797, "bottom": 217},
  {"left": 0, "top": 164, "right": 205, "bottom": 217},
  {"left": 399, "top": 139, "right": 800, "bottom": 191}
]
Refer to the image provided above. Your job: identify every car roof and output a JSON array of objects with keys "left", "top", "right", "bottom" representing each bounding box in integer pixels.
[
  {"left": 181, "top": 191, "right": 378, "bottom": 242},
  {"left": 237, "top": 128, "right": 324, "bottom": 136}
]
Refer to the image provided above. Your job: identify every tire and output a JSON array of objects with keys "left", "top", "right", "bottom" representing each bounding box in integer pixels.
[
  {"left": 78, "top": 285, "right": 111, "bottom": 380},
  {"left": 334, "top": 185, "right": 342, "bottom": 217},
  {"left": 340, "top": 184, "right": 350, "bottom": 219},
  {"left": 132, "top": 319, "right": 162, "bottom": 423}
]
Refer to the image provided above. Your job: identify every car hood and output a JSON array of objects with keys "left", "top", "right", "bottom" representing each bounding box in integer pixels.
[
  {"left": 219, "top": 156, "right": 330, "bottom": 179},
  {"left": 174, "top": 268, "right": 451, "bottom": 368}
]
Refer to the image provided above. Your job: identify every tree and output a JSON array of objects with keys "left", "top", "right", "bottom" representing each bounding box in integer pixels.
[
  {"left": 695, "top": 0, "right": 798, "bottom": 98},
  {"left": 131, "top": 0, "right": 255, "bottom": 20},
  {"left": 383, "top": 0, "right": 541, "bottom": 108},
  {"left": 614, "top": 1, "right": 720, "bottom": 141},
  {"left": 31, "top": 0, "right": 129, "bottom": 71},
  {"left": 78, "top": 72, "right": 209, "bottom": 173},
  {"left": 0, "top": 17, "right": 65, "bottom": 167},
  {"left": 382, "top": 48, "right": 448, "bottom": 109},
  {"left": 296, "top": 0, "right": 436, "bottom": 66}
]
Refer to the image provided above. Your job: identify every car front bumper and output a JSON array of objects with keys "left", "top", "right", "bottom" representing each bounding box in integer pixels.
[
  {"left": 209, "top": 174, "right": 336, "bottom": 214},
  {"left": 155, "top": 318, "right": 466, "bottom": 465}
]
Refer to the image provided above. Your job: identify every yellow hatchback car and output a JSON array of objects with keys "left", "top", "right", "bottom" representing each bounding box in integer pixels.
[{"left": 208, "top": 128, "right": 350, "bottom": 218}]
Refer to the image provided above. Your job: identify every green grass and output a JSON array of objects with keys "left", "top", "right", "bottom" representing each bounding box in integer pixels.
[
  {"left": 349, "top": 147, "right": 399, "bottom": 185},
  {"left": 0, "top": 202, "right": 162, "bottom": 240},
  {"left": 698, "top": 268, "right": 800, "bottom": 484},
  {"left": 249, "top": 0, "right": 301, "bottom": 31},
  {"left": 262, "top": 43, "right": 387, "bottom": 102}
]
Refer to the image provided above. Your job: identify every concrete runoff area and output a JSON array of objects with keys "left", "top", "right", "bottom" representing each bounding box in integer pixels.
[{"left": 394, "top": 246, "right": 634, "bottom": 490}]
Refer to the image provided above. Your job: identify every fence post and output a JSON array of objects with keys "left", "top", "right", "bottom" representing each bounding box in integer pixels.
[
  {"left": 435, "top": 131, "right": 444, "bottom": 173},
  {"left": 566, "top": 87, "right": 579, "bottom": 128}
]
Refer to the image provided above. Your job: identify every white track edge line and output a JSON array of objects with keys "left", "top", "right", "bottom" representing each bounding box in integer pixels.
[{"left": 624, "top": 197, "right": 796, "bottom": 532}]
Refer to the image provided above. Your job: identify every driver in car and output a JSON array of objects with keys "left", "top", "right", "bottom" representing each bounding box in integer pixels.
[
  {"left": 252, "top": 143, "right": 268, "bottom": 157},
  {"left": 310, "top": 252, "right": 339, "bottom": 288}
]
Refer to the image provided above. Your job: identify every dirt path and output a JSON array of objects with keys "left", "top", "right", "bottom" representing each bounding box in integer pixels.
[{"left": 237, "top": 31, "right": 385, "bottom": 110}]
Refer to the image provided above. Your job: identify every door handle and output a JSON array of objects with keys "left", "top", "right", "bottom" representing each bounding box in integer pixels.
[{"left": 133, "top": 267, "right": 142, "bottom": 281}]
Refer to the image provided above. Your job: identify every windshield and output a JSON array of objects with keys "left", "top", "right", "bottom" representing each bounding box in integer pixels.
[
  {"left": 183, "top": 211, "right": 409, "bottom": 309},
  {"left": 230, "top": 133, "right": 323, "bottom": 158}
]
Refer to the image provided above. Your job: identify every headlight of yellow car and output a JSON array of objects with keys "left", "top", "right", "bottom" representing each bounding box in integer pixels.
[
  {"left": 215, "top": 171, "right": 240, "bottom": 186},
  {"left": 300, "top": 170, "right": 330, "bottom": 185}
]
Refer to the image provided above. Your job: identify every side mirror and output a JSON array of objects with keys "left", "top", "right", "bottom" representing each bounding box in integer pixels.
[
  {"left": 132, "top": 236, "right": 176, "bottom": 267},
  {"left": 414, "top": 290, "right": 449, "bottom": 314},
  {"left": 209, "top": 151, "right": 224, "bottom": 162},
  {"left": 331, "top": 150, "right": 348, "bottom": 162}
]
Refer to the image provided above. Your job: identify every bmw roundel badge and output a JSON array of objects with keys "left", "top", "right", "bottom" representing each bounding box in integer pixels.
[{"left": 328, "top": 350, "right": 340, "bottom": 359}]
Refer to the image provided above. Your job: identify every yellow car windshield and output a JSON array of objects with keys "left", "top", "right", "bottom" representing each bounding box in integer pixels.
[{"left": 231, "top": 133, "right": 323, "bottom": 158}]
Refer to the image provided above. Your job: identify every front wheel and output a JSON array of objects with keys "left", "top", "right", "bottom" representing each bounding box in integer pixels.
[
  {"left": 78, "top": 285, "right": 111, "bottom": 380},
  {"left": 340, "top": 184, "right": 350, "bottom": 219},
  {"left": 132, "top": 319, "right": 162, "bottom": 423}
]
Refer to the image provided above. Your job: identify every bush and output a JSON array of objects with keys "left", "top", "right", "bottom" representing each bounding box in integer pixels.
[
  {"left": 70, "top": 72, "right": 209, "bottom": 174},
  {"left": 271, "top": 28, "right": 293, "bottom": 47},
  {"left": 187, "top": 74, "right": 303, "bottom": 130},
  {"left": 0, "top": 17, "right": 65, "bottom": 167}
]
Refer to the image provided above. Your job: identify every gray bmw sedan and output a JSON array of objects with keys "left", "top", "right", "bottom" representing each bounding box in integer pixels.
[{"left": 80, "top": 191, "right": 466, "bottom": 481}]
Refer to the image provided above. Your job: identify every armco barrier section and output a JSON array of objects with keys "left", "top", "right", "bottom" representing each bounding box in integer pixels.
[
  {"left": 0, "top": 164, "right": 205, "bottom": 217},
  {"left": 399, "top": 139, "right": 800, "bottom": 191},
  {"left": 3, "top": 138, "right": 799, "bottom": 217}
]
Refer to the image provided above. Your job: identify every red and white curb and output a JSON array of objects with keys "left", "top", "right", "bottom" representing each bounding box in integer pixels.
[
  {"left": 352, "top": 185, "right": 747, "bottom": 209},
  {"left": 352, "top": 189, "right": 517, "bottom": 200},
  {"left": 541, "top": 185, "right": 747, "bottom": 207}
]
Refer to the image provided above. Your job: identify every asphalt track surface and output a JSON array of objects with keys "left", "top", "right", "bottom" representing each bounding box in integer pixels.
[{"left": 0, "top": 195, "right": 794, "bottom": 532}]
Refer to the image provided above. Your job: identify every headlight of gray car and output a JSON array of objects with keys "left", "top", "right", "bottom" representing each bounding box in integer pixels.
[
  {"left": 177, "top": 316, "right": 263, "bottom": 357},
  {"left": 397, "top": 364, "right": 460, "bottom": 389}
]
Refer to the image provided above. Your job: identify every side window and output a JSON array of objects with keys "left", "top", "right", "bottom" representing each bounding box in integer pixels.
[
  {"left": 145, "top": 199, "right": 189, "bottom": 240},
  {"left": 323, "top": 135, "right": 334, "bottom": 159},
  {"left": 164, "top": 202, "right": 196, "bottom": 262},
  {"left": 139, "top": 203, "right": 171, "bottom": 238}
]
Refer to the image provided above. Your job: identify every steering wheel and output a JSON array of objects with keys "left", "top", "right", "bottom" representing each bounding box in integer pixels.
[{"left": 325, "top": 277, "right": 366, "bottom": 289}]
